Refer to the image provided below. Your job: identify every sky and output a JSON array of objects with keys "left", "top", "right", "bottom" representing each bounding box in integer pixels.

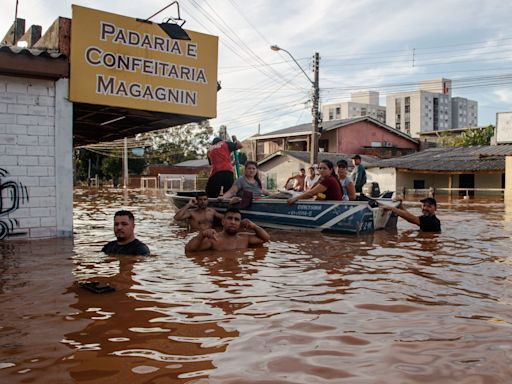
[{"left": 2, "top": 0, "right": 512, "bottom": 140}]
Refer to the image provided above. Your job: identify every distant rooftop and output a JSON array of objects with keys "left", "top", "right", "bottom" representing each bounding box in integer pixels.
[
  {"left": 175, "top": 159, "right": 209, "bottom": 167},
  {"left": 370, "top": 145, "right": 512, "bottom": 172}
]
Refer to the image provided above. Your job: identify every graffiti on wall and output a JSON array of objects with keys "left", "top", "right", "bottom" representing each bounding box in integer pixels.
[{"left": 0, "top": 168, "right": 29, "bottom": 240}]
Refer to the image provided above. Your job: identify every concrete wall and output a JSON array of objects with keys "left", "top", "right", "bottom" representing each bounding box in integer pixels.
[
  {"left": 366, "top": 167, "right": 396, "bottom": 192},
  {"left": 474, "top": 173, "right": 503, "bottom": 196},
  {"left": 0, "top": 75, "right": 73, "bottom": 239},
  {"left": 259, "top": 156, "right": 309, "bottom": 191},
  {"left": 394, "top": 171, "right": 503, "bottom": 196},
  {"left": 506, "top": 157, "right": 512, "bottom": 200}
]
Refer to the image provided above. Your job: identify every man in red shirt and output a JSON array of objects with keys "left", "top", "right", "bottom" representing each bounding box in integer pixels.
[{"left": 205, "top": 137, "right": 242, "bottom": 197}]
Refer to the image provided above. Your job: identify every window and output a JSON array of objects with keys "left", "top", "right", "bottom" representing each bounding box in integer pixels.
[
  {"left": 319, "top": 139, "right": 329, "bottom": 152},
  {"left": 361, "top": 107, "right": 367, "bottom": 116},
  {"left": 335, "top": 107, "right": 341, "bottom": 118},
  {"left": 413, "top": 180, "right": 425, "bottom": 189}
]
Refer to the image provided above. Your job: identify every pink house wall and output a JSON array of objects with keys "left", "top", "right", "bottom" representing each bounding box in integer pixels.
[{"left": 326, "top": 121, "right": 418, "bottom": 153}]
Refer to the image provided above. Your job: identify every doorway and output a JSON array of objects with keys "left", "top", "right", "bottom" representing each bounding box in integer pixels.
[{"left": 458, "top": 174, "right": 474, "bottom": 196}]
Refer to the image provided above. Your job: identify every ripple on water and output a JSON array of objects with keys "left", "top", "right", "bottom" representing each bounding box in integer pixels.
[{"left": 2, "top": 190, "right": 512, "bottom": 383}]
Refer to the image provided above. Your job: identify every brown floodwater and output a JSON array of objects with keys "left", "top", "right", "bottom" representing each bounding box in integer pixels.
[{"left": 1, "top": 188, "right": 512, "bottom": 383}]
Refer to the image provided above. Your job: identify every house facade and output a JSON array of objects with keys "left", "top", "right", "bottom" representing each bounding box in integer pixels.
[
  {"left": 367, "top": 145, "right": 511, "bottom": 196},
  {"left": 250, "top": 117, "right": 419, "bottom": 161}
]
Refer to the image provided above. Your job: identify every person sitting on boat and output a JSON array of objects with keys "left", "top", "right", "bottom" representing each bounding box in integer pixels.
[
  {"left": 220, "top": 161, "right": 273, "bottom": 204},
  {"left": 185, "top": 208, "right": 270, "bottom": 251},
  {"left": 381, "top": 197, "right": 441, "bottom": 232},
  {"left": 284, "top": 168, "right": 306, "bottom": 191},
  {"left": 287, "top": 160, "right": 343, "bottom": 204},
  {"left": 304, "top": 166, "right": 320, "bottom": 191},
  {"left": 102, "top": 210, "right": 150, "bottom": 256},
  {"left": 174, "top": 191, "right": 224, "bottom": 231},
  {"left": 205, "top": 137, "right": 243, "bottom": 198},
  {"left": 336, "top": 159, "right": 357, "bottom": 201}
]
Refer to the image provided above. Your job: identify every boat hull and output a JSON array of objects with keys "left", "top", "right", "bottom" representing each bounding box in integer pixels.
[{"left": 170, "top": 194, "right": 398, "bottom": 234}]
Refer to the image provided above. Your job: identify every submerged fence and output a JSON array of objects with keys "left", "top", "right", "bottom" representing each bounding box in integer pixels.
[{"left": 401, "top": 187, "right": 504, "bottom": 198}]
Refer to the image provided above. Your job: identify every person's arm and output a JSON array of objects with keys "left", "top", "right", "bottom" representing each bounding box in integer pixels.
[
  {"left": 227, "top": 140, "right": 243, "bottom": 152},
  {"left": 241, "top": 219, "right": 270, "bottom": 245},
  {"left": 261, "top": 186, "right": 272, "bottom": 196},
  {"left": 221, "top": 183, "right": 239, "bottom": 199},
  {"left": 213, "top": 209, "right": 224, "bottom": 220},
  {"left": 185, "top": 229, "right": 216, "bottom": 252},
  {"left": 381, "top": 203, "right": 420, "bottom": 226},
  {"left": 174, "top": 198, "right": 195, "bottom": 220},
  {"left": 283, "top": 176, "right": 293, "bottom": 188},
  {"left": 287, "top": 183, "right": 327, "bottom": 204},
  {"left": 347, "top": 181, "right": 357, "bottom": 201}
]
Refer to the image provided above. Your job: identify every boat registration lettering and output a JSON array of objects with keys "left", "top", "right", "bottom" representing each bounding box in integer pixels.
[
  {"left": 288, "top": 210, "right": 313, "bottom": 216},
  {"left": 297, "top": 205, "right": 322, "bottom": 211},
  {"left": 288, "top": 204, "right": 322, "bottom": 216}
]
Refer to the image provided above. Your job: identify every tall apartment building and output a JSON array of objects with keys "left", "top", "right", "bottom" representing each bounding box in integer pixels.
[
  {"left": 322, "top": 91, "right": 386, "bottom": 123},
  {"left": 452, "top": 97, "right": 478, "bottom": 128},
  {"left": 386, "top": 79, "right": 478, "bottom": 138}
]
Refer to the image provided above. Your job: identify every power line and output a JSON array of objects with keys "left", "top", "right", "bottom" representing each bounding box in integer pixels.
[{"left": 182, "top": 0, "right": 304, "bottom": 90}]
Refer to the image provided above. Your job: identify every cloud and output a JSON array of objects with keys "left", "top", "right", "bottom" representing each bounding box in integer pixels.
[{"left": 494, "top": 89, "right": 512, "bottom": 104}]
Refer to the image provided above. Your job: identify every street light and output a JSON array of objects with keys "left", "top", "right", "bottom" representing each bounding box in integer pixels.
[{"left": 271, "top": 45, "right": 320, "bottom": 165}]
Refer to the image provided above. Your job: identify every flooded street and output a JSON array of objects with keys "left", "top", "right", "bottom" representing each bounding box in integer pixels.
[{"left": 1, "top": 188, "right": 512, "bottom": 383}]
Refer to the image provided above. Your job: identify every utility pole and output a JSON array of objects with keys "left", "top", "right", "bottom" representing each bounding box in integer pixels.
[
  {"left": 123, "top": 137, "right": 128, "bottom": 188},
  {"left": 271, "top": 46, "right": 320, "bottom": 165},
  {"left": 311, "top": 52, "right": 320, "bottom": 165}
]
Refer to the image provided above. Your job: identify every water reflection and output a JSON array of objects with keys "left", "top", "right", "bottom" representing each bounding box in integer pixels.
[{"left": 0, "top": 189, "right": 512, "bottom": 383}]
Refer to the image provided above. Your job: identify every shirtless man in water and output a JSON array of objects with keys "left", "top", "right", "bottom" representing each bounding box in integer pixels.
[
  {"left": 185, "top": 208, "right": 270, "bottom": 251},
  {"left": 174, "top": 192, "right": 224, "bottom": 230}
]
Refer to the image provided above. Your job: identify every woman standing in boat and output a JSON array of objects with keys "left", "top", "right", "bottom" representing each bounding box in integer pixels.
[
  {"left": 221, "top": 161, "right": 272, "bottom": 203},
  {"left": 336, "top": 159, "right": 356, "bottom": 201},
  {"left": 287, "top": 160, "right": 343, "bottom": 204}
]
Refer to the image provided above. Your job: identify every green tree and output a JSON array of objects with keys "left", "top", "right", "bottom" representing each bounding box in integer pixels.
[
  {"left": 458, "top": 125, "right": 494, "bottom": 146},
  {"left": 74, "top": 149, "right": 104, "bottom": 181},
  {"left": 100, "top": 155, "right": 122, "bottom": 180},
  {"left": 438, "top": 125, "right": 494, "bottom": 147},
  {"left": 143, "top": 120, "right": 213, "bottom": 164}
]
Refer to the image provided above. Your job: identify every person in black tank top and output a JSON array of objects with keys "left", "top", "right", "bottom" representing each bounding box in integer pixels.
[{"left": 102, "top": 210, "right": 150, "bottom": 255}]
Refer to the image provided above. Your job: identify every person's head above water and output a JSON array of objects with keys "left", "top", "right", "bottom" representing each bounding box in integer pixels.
[
  {"left": 113, "top": 210, "right": 136, "bottom": 244},
  {"left": 222, "top": 208, "right": 242, "bottom": 235},
  {"left": 196, "top": 191, "right": 209, "bottom": 209},
  {"left": 420, "top": 197, "right": 437, "bottom": 217}
]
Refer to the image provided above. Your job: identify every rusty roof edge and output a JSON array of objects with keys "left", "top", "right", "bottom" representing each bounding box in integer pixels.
[{"left": 0, "top": 44, "right": 67, "bottom": 59}]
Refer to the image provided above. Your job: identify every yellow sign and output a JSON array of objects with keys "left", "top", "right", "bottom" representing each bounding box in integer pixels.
[{"left": 70, "top": 5, "right": 218, "bottom": 117}]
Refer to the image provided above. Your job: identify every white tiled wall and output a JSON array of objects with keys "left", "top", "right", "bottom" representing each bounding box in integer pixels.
[{"left": 0, "top": 75, "right": 58, "bottom": 239}]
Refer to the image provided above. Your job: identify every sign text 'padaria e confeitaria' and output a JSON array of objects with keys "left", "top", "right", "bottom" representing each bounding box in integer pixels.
[{"left": 70, "top": 5, "right": 218, "bottom": 117}]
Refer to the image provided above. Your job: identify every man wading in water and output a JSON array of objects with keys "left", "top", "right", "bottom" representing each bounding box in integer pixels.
[
  {"left": 381, "top": 197, "right": 441, "bottom": 232},
  {"left": 185, "top": 208, "right": 270, "bottom": 251},
  {"left": 102, "top": 210, "right": 150, "bottom": 255},
  {"left": 174, "top": 192, "right": 224, "bottom": 230}
]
